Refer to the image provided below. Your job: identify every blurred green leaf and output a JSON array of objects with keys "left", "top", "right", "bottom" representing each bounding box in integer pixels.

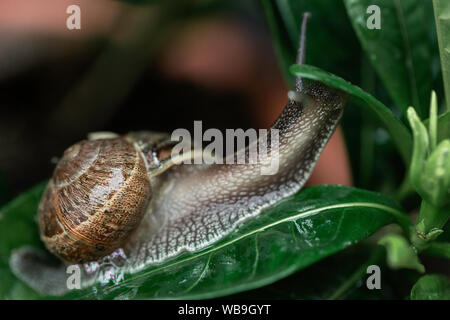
[
  {"left": 378, "top": 234, "right": 425, "bottom": 273},
  {"left": 0, "top": 182, "right": 46, "bottom": 299},
  {"left": 290, "top": 64, "right": 413, "bottom": 166},
  {"left": 437, "top": 111, "right": 450, "bottom": 141},
  {"left": 0, "top": 182, "right": 46, "bottom": 262},
  {"left": 410, "top": 274, "right": 450, "bottom": 300},
  {"left": 424, "top": 241, "right": 450, "bottom": 259},
  {"left": 423, "top": 218, "right": 450, "bottom": 260},
  {"left": 425, "top": 111, "right": 450, "bottom": 142},
  {"left": 433, "top": 0, "right": 450, "bottom": 112},
  {"left": 344, "top": 0, "right": 433, "bottom": 118}
]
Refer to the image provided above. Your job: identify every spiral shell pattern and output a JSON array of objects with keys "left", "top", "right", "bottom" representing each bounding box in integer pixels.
[{"left": 38, "top": 137, "right": 151, "bottom": 263}]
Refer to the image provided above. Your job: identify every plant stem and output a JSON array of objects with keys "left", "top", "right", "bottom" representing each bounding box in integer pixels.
[
  {"left": 417, "top": 201, "right": 449, "bottom": 233},
  {"left": 429, "top": 91, "right": 438, "bottom": 151},
  {"left": 394, "top": 172, "right": 414, "bottom": 202},
  {"left": 411, "top": 201, "right": 449, "bottom": 250}
]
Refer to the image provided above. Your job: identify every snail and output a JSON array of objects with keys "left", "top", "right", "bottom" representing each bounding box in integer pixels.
[
  {"left": 37, "top": 131, "right": 183, "bottom": 263},
  {"left": 11, "top": 13, "right": 349, "bottom": 294}
]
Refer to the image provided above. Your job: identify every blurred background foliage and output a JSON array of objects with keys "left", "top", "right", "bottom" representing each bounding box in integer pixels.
[{"left": 0, "top": 0, "right": 276, "bottom": 197}]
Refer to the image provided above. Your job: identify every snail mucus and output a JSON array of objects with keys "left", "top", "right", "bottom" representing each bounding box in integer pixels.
[{"left": 10, "top": 13, "right": 349, "bottom": 295}]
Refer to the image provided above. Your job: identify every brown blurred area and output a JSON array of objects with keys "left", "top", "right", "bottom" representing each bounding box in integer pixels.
[{"left": 0, "top": 0, "right": 351, "bottom": 197}]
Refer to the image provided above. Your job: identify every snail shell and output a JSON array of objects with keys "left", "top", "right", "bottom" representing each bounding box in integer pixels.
[{"left": 38, "top": 136, "right": 163, "bottom": 263}]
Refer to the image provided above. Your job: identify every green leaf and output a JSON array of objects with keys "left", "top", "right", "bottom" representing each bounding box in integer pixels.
[
  {"left": 1, "top": 184, "right": 406, "bottom": 299},
  {"left": 62, "top": 186, "right": 405, "bottom": 299},
  {"left": 378, "top": 234, "right": 425, "bottom": 273},
  {"left": 433, "top": 0, "right": 450, "bottom": 112},
  {"left": 437, "top": 111, "right": 450, "bottom": 141},
  {"left": 290, "top": 64, "right": 412, "bottom": 166},
  {"left": 423, "top": 219, "right": 450, "bottom": 259},
  {"left": 344, "top": 0, "right": 433, "bottom": 118},
  {"left": 410, "top": 274, "right": 450, "bottom": 300},
  {"left": 0, "top": 182, "right": 46, "bottom": 299},
  {"left": 425, "top": 110, "right": 450, "bottom": 143},
  {"left": 0, "top": 182, "right": 46, "bottom": 261},
  {"left": 424, "top": 241, "right": 450, "bottom": 259},
  {"left": 440, "top": 221, "right": 450, "bottom": 241},
  {"left": 229, "top": 245, "right": 397, "bottom": 300}
]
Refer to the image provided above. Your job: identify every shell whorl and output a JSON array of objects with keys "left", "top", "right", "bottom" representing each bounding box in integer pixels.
[{"left": 38, "top": 137, "right": 151, "bottom": 263}]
